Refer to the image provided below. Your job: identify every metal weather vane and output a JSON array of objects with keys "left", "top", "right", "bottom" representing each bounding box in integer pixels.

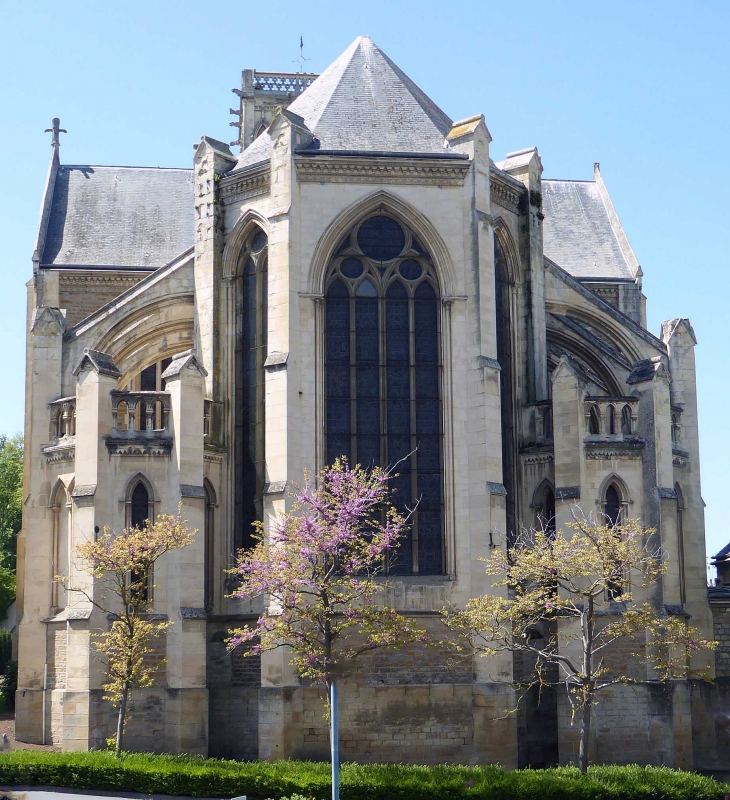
[{"left": 292, "top": 36, "right": 311, "bottom": 73}]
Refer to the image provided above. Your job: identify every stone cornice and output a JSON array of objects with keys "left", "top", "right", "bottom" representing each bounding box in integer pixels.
[
  {"left": 219, "top": 163, "right": 270, "bottom": 204},
  {"left": 490, "top": 169, "right": 525, "bottom": 213},
  {"left": 294, "top": 155, "right": 471, "bottom": 187}
]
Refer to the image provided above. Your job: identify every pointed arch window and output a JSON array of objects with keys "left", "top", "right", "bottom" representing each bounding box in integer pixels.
[
  {"left": 235, "top": 226, "right": 268, "bottom": 551},
  {"left": 604, "top": 482, "right": 625, "bottom": 598},
  {"left": 325, "top": 213, "right": 443, "bottom": 575},
  {"left": 621, "top": 405, "right": 633, "bottom": 435},
  {"left": 128, "top": 480, "right": 152, "bottom": 603},
  {"left": 588, "top": 405, "right": 601, "bottom": 435}
]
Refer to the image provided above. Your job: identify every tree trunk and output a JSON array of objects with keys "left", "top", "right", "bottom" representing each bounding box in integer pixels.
[
  {"left": 578, "top": 692, "right": 591, "bottom": 774},
  {"left": 115, "top": 681, "right": 129, "bottom": 757}
]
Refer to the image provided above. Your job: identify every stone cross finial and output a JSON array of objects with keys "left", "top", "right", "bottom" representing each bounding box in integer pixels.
[{"left": 44, "top": 117, "right": 67, "bottom": 148}]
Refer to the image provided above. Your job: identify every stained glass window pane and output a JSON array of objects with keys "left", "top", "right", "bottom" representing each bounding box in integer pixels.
[
  {"left": 357, "top": 399, "right": 380, "bottom": 435},
  {"left": 250, "top": 230, "right": 268, "bottom": 253},
  {"left": 356, "top": 367, "right": 379, "bottom": 398},
  {"left": 356, "top": 279, "right": 378, "bottom": 297},
  {"left": 357, "top": 435, "right": 380, "bottom": 468},
  {"left": 387, "top": 401, "right": 410, "bottom": 435},
  {"left": 388, "top": 433, "right": 411, "bottom": 465},
  {"left": 415, "top": 302, "right": 438, "bottom": 362},
  {"left": 327, "top": 279, "right": 349, "bottom": 298},
  {"left": 327, "top": 400, "right": 350, "bottom": 434},
  {"left": 416, "top": 435, "right": 440, "bottom": 470},
  {"left": 340, "top": 258, "right": 363, "bottom": 279},
  {"left": 386, "top": 366, "right": 410, "bottom": 398},
  {"left": 399, "top": 260, "right": 423, "bottom": 281},
  {"left": 418, "top": 512, "right": 443, "bottom": 575},
  {"left": 417, "top": 473, "right": 441, "bottom": 510},
  {"left": 328, "top": 436, "right": 351, "bottom": 466},
  {"left": 355, "top": 300, "right": 378, "bottom": 362},
  {"left": 327, "top": 367, "right": 350, "bottom": 398},
  {"left": 357, "top": 216, "right": 405, "bottom": 261},
  {"left": 415, "top": 366, "right": 439, "bottom": 399},
  {"left": 416, "top": 399, "right": 439, "bottom": 434},
  {"left": 386, "top": 280, "right": 407, "bottom": 298}
]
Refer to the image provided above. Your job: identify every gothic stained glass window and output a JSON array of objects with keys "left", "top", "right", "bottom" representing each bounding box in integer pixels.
[
  {"left": 235, "top": 227, "right": 268, "bottom": 551},
  {"left": 324, "top": 213, "right": 444, "bottom": 575}
]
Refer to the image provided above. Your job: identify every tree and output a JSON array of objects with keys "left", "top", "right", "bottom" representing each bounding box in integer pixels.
[
  {"left": 229, "top": 459, "right": 424, "bottom": 800},
  {"left": 444, "top": 516, "right": 716, "bottom": 773},
  {"left": 64, "top": 507, "right": 195, "bottom": 756},
  {"left": 0, "top": 434, "right": 22, "bottom": 621}
]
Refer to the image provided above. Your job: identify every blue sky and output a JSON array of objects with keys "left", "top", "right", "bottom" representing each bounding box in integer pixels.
[{"left": 1, "top": 1, "right": 728, "bottom": 562}]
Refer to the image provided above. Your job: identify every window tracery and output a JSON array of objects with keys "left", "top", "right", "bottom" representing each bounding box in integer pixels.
[
  {"left": 235, "top": 226, "right": 268, "bottom": 551},
  {"left": 324, "top": 213, "right": 443, "bottom": 575}
]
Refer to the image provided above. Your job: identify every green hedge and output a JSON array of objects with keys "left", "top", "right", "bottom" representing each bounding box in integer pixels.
[{"left": 0, "top": 751, "right": 727, "bottom": 800}]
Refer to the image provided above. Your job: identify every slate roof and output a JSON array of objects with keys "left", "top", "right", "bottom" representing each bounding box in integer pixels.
[
  {"left": 542, "top": 179, "right": 636, "bottom": 281},
  {"left": 41, "top": 165, "right": 194, "bottom": 269},
  {"left": 236, "top": 36, "right": 452, "bottom": 170}
]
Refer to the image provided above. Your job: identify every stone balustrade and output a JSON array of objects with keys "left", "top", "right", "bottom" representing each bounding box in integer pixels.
[
  {"left": 584, "top": 396, "right": 639, "bottom": 438},
  {"left": 110, "top": 390, "right": 171, "bottom": 434},
  {"left": 49, "top": 397, "right": 76, "bottom": 440}
]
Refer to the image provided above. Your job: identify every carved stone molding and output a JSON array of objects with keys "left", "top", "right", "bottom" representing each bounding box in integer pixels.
[
  {"left": 219, "top": 164, "right": 270, "bottom": 204},
  {"left": 42, "top": 442, "right": 75, "bottom": 464},
  {"left": 295, "top": 156, "right": 471, "bottom": 186},
  {"left": 105, "top": 435, "right": 172, "bottom": 457},
  {"left": 521, "top": 452, "right": 554, "bottom": 465},
  {"left": 490, "top": 172, "right": 524, "bottom": 213}
]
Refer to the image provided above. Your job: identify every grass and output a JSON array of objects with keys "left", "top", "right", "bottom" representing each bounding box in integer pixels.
[{"left": 0, "top": 751, "right": 728, "bottom": 800}]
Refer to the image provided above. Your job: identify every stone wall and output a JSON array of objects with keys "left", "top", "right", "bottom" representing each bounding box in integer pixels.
[
  {"left": 207, "top": 623, "right": 260, "bottom": 759},
  {"left": 712, "top": 601, "right": 730, "bottom": 677},
  {"left": 58, "top": 272, "right": 146, "bottom": 328}
]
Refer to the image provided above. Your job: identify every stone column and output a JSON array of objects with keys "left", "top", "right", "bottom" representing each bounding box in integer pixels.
[
  {"left": 550, "top": 356, "right": 587, "bottom": 531},
  {"left": 257, "top": 108, "right": 314, "bottom": 761},
  {"left": 15, "top": 305, "right": 65, "bottom": 744},
  {"left": 161, "top": 350, "right": 209, "bottom": 754},
  {"left": 193, "top": 136, "right": 237, "bottom": 398}
]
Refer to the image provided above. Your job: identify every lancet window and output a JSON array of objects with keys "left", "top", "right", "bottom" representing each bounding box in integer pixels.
[
  {"left": 235, "top": 227, "right": 268, "bottom": 551},
  {"left": 324, "top": 213, "right": 443, "bottom": 575}
]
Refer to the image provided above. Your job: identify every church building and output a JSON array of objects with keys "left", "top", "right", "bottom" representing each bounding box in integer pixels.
[{"left": 15, "top": 36, "right": 730, "bottom": 769}]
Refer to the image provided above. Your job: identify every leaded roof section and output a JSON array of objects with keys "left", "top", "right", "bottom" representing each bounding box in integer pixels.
[
  {"left": 41, "top": 166, "right": 194, "bottom": 270},
  {"left": 542, "top": 179, "right": 636, "bottom": 281},
  {"left": 235, "top": 36, "right": 453, "bottom": 170}
]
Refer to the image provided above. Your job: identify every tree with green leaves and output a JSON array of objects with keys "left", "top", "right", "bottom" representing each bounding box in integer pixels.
[
  {"left": 0, "top": 434, "right": 23, "bottom": 620},
  {"left": 63, "top": 507, "right": 195, "bottom": 756},
  {"left": 444, "top": 516, "right": 716, "bottom": 773}
]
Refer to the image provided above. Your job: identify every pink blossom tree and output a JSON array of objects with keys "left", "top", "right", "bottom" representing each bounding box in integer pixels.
[{"left": 229, "top": 458, "right": 424, "bottom": 800}]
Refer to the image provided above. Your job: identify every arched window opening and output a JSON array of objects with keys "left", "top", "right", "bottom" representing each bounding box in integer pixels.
[
  {"left": 607, "top": 405, "right": 616, "bottom": 435},
  {"left": 324, "top": 213, "right": 443, "bottom": 575},
  {"left": 536, "top": 488, "right": 556, "bottom": 539},
  {"left": 542, "top": 406, "right": 553, "bottom": 440},
  {"left": 675, "top": 483, "right": 686, "bottom": 605},
  {"left": 129, "top": 481, "right": 151, "bottom": 603},
  {"left": 604, "top": 482, "right": 624, "bottom": 598},
  {"left": 588, "top": 405, "right": 601, "bottom": 435},
  {"left": 621, "top": 405, "right": 632, "bottom": 435},
  {"left": 235, "top": 226, "right": 268, "bottom": 551},
  {"left": 671, "top": 413, "right": 681, "bottom": 444},
  {"left": 204, "top": 481, "right": 216, "bottom": 610},
  {"left": 495, "top": 235, "right": 516, "bottom": 542},
  {"left": 52, "top": 483, "right": 71, "bottom": 611},
  {"left": 604, "top": 483, "right": 621, "bottom": 528}
]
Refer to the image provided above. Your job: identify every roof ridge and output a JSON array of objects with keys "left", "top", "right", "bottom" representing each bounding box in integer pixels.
[{"left": 60, "top": 164, "right": 192, "bottom": 171}]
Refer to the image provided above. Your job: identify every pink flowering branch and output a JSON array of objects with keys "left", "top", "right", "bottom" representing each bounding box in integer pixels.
[{"left": 228, "top": 458, "right": 426, "bottom": 688}]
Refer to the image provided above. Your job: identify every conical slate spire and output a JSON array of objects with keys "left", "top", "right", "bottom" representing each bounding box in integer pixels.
[{"left": 236, "top": 36, "right": 453, "bottom": 169}]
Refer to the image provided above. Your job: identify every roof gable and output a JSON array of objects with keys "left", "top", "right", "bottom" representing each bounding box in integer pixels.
[
  {"left": 542, "top": 171, "right": 638, "bottom": 282},
  {"left": 41, "top": 165, "right": 194, "bottom": 270},
  {"left": 235, "top": 36, "right": 452, "bottom": 170}
]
